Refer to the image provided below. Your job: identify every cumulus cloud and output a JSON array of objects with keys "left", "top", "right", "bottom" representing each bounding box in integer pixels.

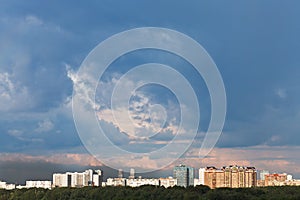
[
  {"left": 97, "top": 91, "right": 173, "bottom": 140},
  {"left": 67, "top": 64, "right": 101, "bottom": 111},
  {"left": 68, "top": 61, "right": 203, "bottom": 171},
  {"left": 0, "top": 13, "right": 74, "bottom": 113},
  {"left": 1, "top": 0, "right": 300, "bottom": 177},
  {"left": 67, "top": 64, "right": 184, "bottom": 142},
  {"left": 97, "top": 72, "right": 195, "bottom": 140}
]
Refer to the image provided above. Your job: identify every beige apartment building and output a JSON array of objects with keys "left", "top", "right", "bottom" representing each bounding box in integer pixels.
[
  {"left": 264, "top": 173, "right": 287, "bottom": 186},
  {"left": 202, "top": 165, "right": 257, "bottom": 189}
]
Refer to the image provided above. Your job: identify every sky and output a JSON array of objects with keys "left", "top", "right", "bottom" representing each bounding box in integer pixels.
[{"left": 0, "top": 0, "right": 300, "bottom": 183}]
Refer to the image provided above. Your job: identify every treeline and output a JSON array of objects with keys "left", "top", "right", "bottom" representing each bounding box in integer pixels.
[{"left": 1, "top": 185, "right": 300, "bottom": 200}]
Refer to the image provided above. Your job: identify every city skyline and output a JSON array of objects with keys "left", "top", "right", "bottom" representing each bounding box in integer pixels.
[
  {"left": 1, "top": 164, "right": 299, "bottom": 190},
  {"left": 1, "top": 0, "right": 300, "bottom": 184},
  {"left": 0, "top": 163, "right": 298, "bottom": 186}
]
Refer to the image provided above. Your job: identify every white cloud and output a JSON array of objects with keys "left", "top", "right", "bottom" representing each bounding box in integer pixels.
[
  {"left": 0, "top": 14, "right": 67, "bottom": 37},
  {"left": 66, "top": 64, "right": 101, "bottom": 110},
  {"left": 0, "top": 72, "right": 33, "bottom": 112},
  {"left": 275, "top": 88, "right": 287, "bottom": 99},
  {"left": 8, "top": 129, "right": 23, "bottom": 138},
  {"left": 96, "top": 76, "right": 179, "bottom": 140},
  {"left": 67, "top": 65, "right": 183, "bottom": 141},
  {"left": 24, "top": 15, "right": 43, "bottom": 26},
  {"left": 68, "top": 59, "right": 202, "bottom": 171},
  {"left": 34, "top": 119, "right": 54, "bottom": 133},
  {"left": 0, "top": 14, "right": 69, "bottom": 113},
  {"left": 7, "top": 129, "right": 43, "bottom": 142}
]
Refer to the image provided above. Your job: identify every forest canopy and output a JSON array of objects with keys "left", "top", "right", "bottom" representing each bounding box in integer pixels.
[{"left": 1, "top": 185, "right": 300, "bottom": 200}]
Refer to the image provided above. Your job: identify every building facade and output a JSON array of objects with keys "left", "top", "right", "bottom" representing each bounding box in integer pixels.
[
  {"left": 203, "top": 165, "right": 257, "bottom": 189},
  {"left": 105, "top": 177, "right": 177, "bottom": 188},
  {"left": 25, "top": 181, "right": 52, "bottom": 189},
  {"left": 198, "top": 168, "right": 205, "bottom": 185},
  {"left": 129, "top": 168, "right": 135, "bottom": 179},
  {"left": 126, "top": 178, "right": 159, "bottom": 187},
  {"left": 105, "top": 178, "right": 126, "bottom": 187},
  {"left": 53, "top": 169, "right": 102, "bottom": 187},
  {"left": 0, "top": 181, "right": 15, "bottom": 190},
  {"left": 173, "top": 164, "right": 194, "bottom": 187},
  {"left": 264, "top": 173, "right": 287, "bottom": 186},
  {"left": 159, "top": 177, "right": 177, "bottom": 188}
]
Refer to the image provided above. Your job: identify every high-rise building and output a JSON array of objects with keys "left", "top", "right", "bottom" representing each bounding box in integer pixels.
[
  {"left": 259, "top": 170, "right": 269, "bottom": 181},
  {"left": 53, "top": 169, "right": 102, "bottom": 187},
  {"left": 92, "top": 170, "right": 103, "bottom": 186},
  {"left": 129, "top": 168, "right": 135, "bottom": 179},
  {"left": 118, "top": 169, "right": 123, "bottom": 178},
  {"left": 173, "top": 164, "right": 194, "bottom": 187},
  {"left": 53, "top": 173, "right": 71, "bottom": 187},
  {"left": 203, "top": 165, "right": 257, "bottom": 189},
  {"left": 199, "top": 168, "right": 205, "bottom": 185}
]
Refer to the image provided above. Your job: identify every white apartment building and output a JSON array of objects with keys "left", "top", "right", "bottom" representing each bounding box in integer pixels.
[
  {"left": 0, "top": 181, "right": 15, "bottom": 190},
  {"left": 194, "top": 178, "right": 201, "bottom": 186},
  {"left": 53, "top": 173, "right": 70, "bottom": 187},
  {"left": 25, "top": 180, "right": 52, "bottom": 189},
  {"left": 126, "top": 178, "right": 159, "bottom": 187},
  {"left": 198, "top": 168, "right": 205, "bottom": 185},
  {"left": 159, "top": 177, "right": 177, "bottom": 188},
  {"left": 104, "top": 177, "right": 176, "bottom": 188},
  {"left": 53, "top": 169, "right": 102, "bottom": 188},
  {"left": 106, "top": 178, "right": 126, "bottom": 186}
]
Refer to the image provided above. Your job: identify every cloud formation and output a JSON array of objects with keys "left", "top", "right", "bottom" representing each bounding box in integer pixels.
[
  {"left": 0, "top": 0, "right": 300, "bottom": 177},
  {"left": 0, "top": 72, "right": 32, "bottom": 112}
]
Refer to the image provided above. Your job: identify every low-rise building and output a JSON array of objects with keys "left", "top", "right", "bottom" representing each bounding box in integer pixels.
[
  {"left": 104, "top": 177, "right": 176, "bottom": 188},
  {"left": 264, "top": 173, "right": 287, "bottom": 186},
  {"left": 0, "top": 181, "right": 15, "bottom": 190},
  {"left": 285, "top": 179, "right": 300, "bottom": 186},
  {"left": 159, "top": 177, "right": 177, "bottom": 188},
  {"left": 106, "top": 178, "right": 126, "bottom": 187},
  {"left": 258, "top": 173, "right": 300, "bottom": 186},
  {"left": 126, "top": 177, "right": 159, "bottom": 187},
  {"left": 25, "top": 181, "right": 52, "bottom": 189}
]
